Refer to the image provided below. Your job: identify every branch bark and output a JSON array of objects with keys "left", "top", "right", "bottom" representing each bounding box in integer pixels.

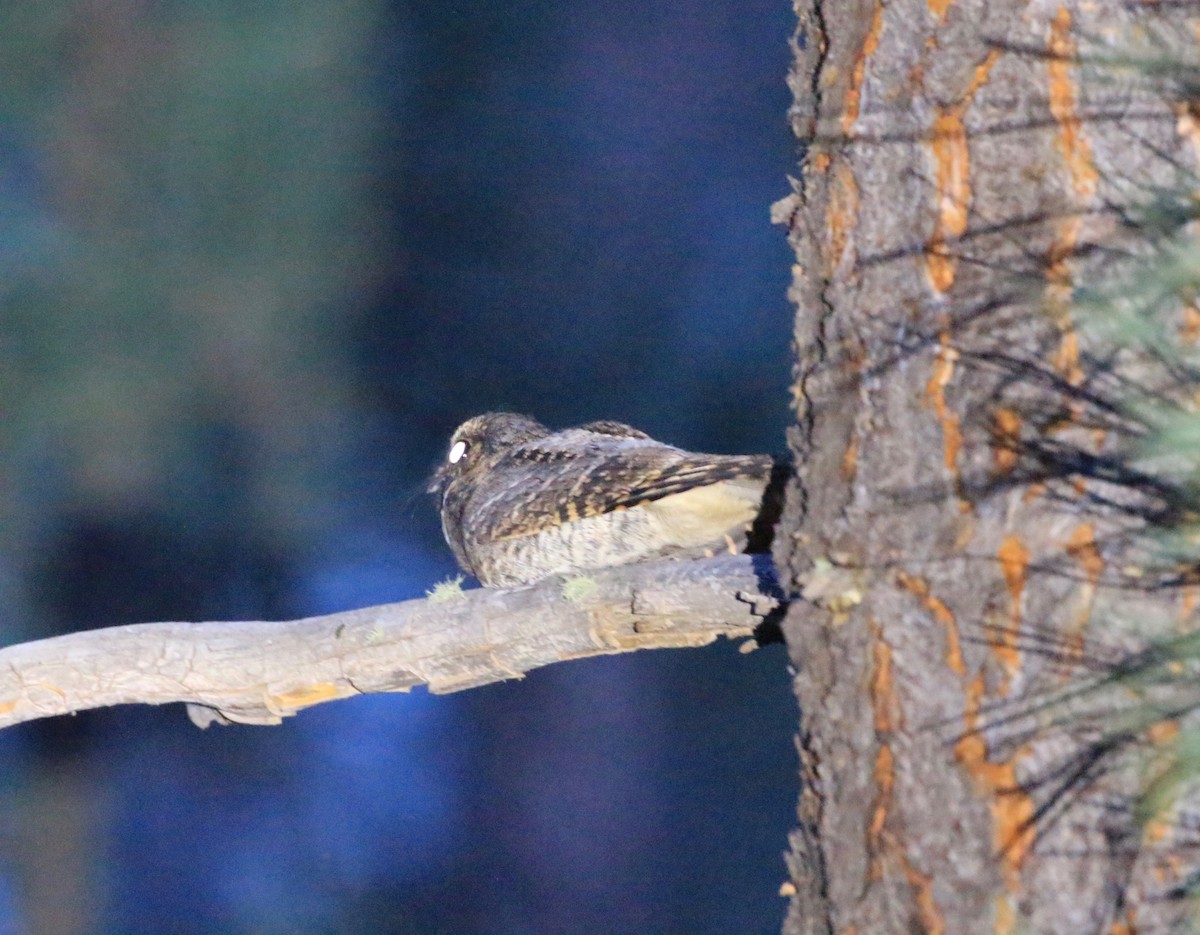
[{"left": 0, "top": 555, "right": 782, "bottom": 730}]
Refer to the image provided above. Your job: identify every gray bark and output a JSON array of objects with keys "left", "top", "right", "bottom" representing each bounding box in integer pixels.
[{"left": 0, "top": 555, "right": 779, "bottom": 729}]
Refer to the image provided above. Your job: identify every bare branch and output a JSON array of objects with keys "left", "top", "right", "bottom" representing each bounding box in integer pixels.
[{"left": 0, "top": 555, "right": 783, "bottom": 730}]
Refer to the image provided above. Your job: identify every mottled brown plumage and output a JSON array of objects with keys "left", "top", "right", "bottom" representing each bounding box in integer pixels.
[{"left": 430, "top": 412, "right": 779, "bottom": 587}]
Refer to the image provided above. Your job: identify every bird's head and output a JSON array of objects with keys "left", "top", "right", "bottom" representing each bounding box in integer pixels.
[{"left": 427, "top": 412, "right": 549, "bottom": 495}]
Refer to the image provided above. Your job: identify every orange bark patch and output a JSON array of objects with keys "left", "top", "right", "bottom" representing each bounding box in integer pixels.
[
  {"left": 1110, "top": 914, "right": 1135, "bottom": 935},
  {"left": 1145, "top": 812, "right": 1173, "bottom": 846},
  {"left": 1181, "top": 306, "right": 1200, "bottom": 345},
  {"left": 827, "top": 161, "right": 861, "bottom": 276},
  {"left": 995, "top": 895, "right": 1017, "bottom": 935},
  {"left": 1148, "top": 719, "right": 1180, "bottom": 746},
  {"left": 923, "top": 49, "right": 1000, "bottom": 293},
  {"left": 842, "top": 433, "right": 859, "bottom": 481},
  {"left": 925, "top": 333, "right": 962, "bottom": 475},
  {"left": 868, "top": 625, "right": 899, "bottom": 872},
  {"left": 1066, "top": 523, "right": 1102, "bottom": 587},
  {"left": 1143, "top": 724, "right": 1182, "bottom": 845},
  {"left": 994, "top": 535, "right": 1030, "bottom": 692},
  {"left": 1182, "top": 585, "right": 1200, "bottom": 621},
  {"left": 991, "top": 408, "right": 1021, "bottom": 474},
  {"left": 998, "top": 535, "right": 1029, "bottom": 617},
  {"left": 270, "top": 682, "right": 343, "bottom": 709},
  {"left": 926, "top": 108, "right": 970, "bottom": 293},
  {"left": 965, "top": 50, "right": 1003, "bottom": 104},
  {"left": 842, "top": 1, "right": 885, "bottom": 134},
  {"left": 956, "top": 674, "right": 1035, "bottom": 890},
  {"left": 897, "top": 572, "right": 966, "bottom": 674},
  {"left": 1174, "top": 100, "right": 1200, "bottom": 165},
  {"left": 1045, "top": 286, "right": 1083, "bottom": 398},
  {"left": 1048, "top": 9, "right": 1099, "bottom": 200},
  {"left": 1044, "top": 9, "right": 1097, "bottom": 397},
  {"left": 1051, "top": 327, "right": 1085, "bottom": 388},
  {"left": 864, "top": 624, "right": 945, "bottom": 930},
  {"left": 870, "top": 744, "right": 894, "bottom": 840},
  {"left": 928, "top": 0, "right": 953, "bottom": 20},
  {"left": 902, "top": 857, "right": 945, "bottom": 935},
  {"left": 871, "top": 630, "right": 898, "bottom": 733}
]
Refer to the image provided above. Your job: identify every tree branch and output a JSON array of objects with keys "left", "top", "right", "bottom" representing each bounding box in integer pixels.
[{"left": 0, "top": 554, "right": 784, "bottom": 730}]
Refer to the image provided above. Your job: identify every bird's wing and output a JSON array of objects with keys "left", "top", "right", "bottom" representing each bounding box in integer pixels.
[
  {"left": 483, "top": 444, "right": 774, "bottom": 541},
  {"left": 574, "top": 420, "right": 652, "bottom": 440}
]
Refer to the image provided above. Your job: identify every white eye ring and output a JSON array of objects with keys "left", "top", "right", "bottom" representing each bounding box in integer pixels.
[{"left": 448, "top": 440, "right": 468, "bottom": 464}]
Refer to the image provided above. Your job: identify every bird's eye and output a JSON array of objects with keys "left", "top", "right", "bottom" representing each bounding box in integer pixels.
[{"left": 448, "top": 440, "right": 469, "bottom": 464}]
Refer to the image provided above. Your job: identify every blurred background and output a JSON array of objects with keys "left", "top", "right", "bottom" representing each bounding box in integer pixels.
[{"left": 0, "top": 1, "right": 795, "bottom": 933}]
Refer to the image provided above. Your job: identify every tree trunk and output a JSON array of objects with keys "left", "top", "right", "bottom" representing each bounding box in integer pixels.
[{"left": 776, "top": 3, "right": 1199, "bottom": 933}]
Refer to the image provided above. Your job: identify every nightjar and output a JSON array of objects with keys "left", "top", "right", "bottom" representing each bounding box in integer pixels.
[{"left": 429, "top": 412, "right": 782, "bottom": 587}]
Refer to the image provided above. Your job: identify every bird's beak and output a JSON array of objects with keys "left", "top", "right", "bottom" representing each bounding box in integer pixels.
[{"left": 426, "top": 464, "right": 449, "bottom": 496}]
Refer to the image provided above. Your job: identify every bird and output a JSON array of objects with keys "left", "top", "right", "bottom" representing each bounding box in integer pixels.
[{"left": 429, "top": 412, "right": 782, "bottom": 587}]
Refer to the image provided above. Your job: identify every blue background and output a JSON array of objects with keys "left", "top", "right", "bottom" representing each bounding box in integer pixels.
[{"left": 0, "top": 2, "right": 797, "bottom": 932}]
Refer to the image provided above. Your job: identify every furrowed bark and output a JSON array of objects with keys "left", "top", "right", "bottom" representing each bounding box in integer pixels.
[{"left": 777, "top": 2, "right": 1199, "bottom": 933}]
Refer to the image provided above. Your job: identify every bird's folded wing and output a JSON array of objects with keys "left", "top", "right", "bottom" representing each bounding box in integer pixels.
[{"left": 487, "top": 452, "right": 775, "bottom": 540}]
